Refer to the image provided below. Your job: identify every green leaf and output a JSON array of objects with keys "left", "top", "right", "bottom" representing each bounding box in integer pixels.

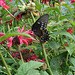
[
  {"left": 59, "top": 16, "right": 68, "bottom": 20},
  {"left": 0, "top": 32, "right": 35, "bottom": 42},
  {"left": 52, "top": 32, "right": 75, "bottom": 41},
  {"left": 27, "top": 69, "right": 40, "bottom": 75},
  {"left": 63, "top": 4, "right": 73, "bottom": 14},
  {"left": 49, "top": 41, "right": 60, "bottom": 49},
  {"left": 22, "top": 45, "right": 37, "bottom": 50},
  {"left": 69, "top": 66, "right": 75, "bottom": 71},
  {"left": 45, "top": 7, "right": 60, "bottom": 14},
  {"left": 69, "top": 57, "right": 75, "bottom": 66},
  {"left": 34, "top": 1, "right": 41, "bottom": 11},
  {"left": 67, "top": 71, "right": 73, "bottom": 75},
  {"left": 69, "top": 20, "right": 75, "bottom": 26},
  {"left": 40, "top": 70, "right": 49, "bottom": 75},
  {"left": 65, "top": 47, "right": 73, "bottom": 56},
  {"left": 1, "top": 16, "right": 13, "bottom": 24},
  {"left": 16, "top": 61, "right": 43, "bottom": 75}
]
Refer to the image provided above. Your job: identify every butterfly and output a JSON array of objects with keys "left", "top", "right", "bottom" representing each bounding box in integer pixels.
[{"left": 32, "top": 14, "right": 49, "bottom": 43}]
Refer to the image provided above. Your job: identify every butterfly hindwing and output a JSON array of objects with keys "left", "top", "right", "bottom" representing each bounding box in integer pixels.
[{"left": 32, "top": 14, "right": 49, "bottom": 42}]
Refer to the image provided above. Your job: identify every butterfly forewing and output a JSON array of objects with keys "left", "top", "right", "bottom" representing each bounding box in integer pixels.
[{"left": 32, "top": 14, "right": 49, "bottom": 42}]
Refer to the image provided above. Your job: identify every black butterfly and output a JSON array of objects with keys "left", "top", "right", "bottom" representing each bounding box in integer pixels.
[{"left": 32, "top": 14, "right": 49, "bottom": 43}]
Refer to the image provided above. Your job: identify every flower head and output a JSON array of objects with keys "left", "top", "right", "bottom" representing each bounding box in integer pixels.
[
  {"left": 70, "top": 0, "right": 75, "bottom": 3},
  {"left": 17, "top": 25, "right": 36, "bottom": 46},
  {"left": 0, "top": 25, "right": 36, "bottom": 51}
]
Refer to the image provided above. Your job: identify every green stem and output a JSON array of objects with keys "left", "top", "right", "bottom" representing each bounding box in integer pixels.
[
  {"left": 30, "top": 12, "right": 35, "bottom": 23},
  {"left": 40, "top": 42, "right": 53, "bottom": 75},
  {"left": 7, "top": 23, "right": 10, "bottom": 32},
  {"left": 18, "top": 45, "right": 24, "bottom": 64},
  {"left": 1, "top": 45, "right": 17, "bottom": 63},
  {"left": 66, "top": 52, "right": 69, "bottom": 65},
  {"left": 5, "top": 9, "right": 15, "bottom": 18},
  {"left": 0, "top": 52, "right": 11, "bottom": 75}
]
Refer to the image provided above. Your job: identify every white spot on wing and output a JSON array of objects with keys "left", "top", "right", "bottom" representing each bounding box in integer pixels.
[{"left": 37, "top": 22, "right": 40, "bottom": 24}]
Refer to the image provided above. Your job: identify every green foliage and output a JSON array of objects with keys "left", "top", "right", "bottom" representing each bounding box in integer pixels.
[
  {"left": 0, "top": 0, "right": 75, "bottom": 75},
  {"left": 16, "top": 61, "right": 43, "bottom": 75}
]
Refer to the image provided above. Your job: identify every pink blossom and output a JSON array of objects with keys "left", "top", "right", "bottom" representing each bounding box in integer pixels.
[
  {"left": 7, "top": 37, "right": 13, "bottom": 51},
  {"left": 0, "top": 0, "right": 9, "bottom": 9},
  {"left": 17, "top": 25, "right": 37, "bottom": 46}
]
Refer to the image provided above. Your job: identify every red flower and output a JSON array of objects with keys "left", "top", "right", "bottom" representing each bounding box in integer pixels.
[
  {"left": 0, "top": 25, "right": 36, "bottom": 51},
  {"left": 9, "top": 0, "right": 13, "bottom": 2},
  {"left": 17, "top": 25, "right": 36, "bottom": 46},
  {"left": 0, "top": 0, "right": 9, "bottom": 9},
  {"left": 71, "top": 0, "right": 75, "bottom": 3},
  {"left": 7, "top": 37, "right": 13, "bottom": 51},
  {"left": 67, "top": 28, "right": 73, "bottom": 34},
  {"left": 0, "top": 32, "right": 5, "bottom": 44},
  {"left": 12, "top": 49, "right": 46, "bottom": 63},
  {"left": 65, "top": 43, "right": 67, "bottom": 46},
  {"left": 42, "top": 0, "right": 49, "bottom": 6}
]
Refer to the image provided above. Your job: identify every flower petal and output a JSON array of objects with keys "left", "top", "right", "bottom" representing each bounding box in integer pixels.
[{"left": 22, "top": 39, "right": 28, "bottom": 46}]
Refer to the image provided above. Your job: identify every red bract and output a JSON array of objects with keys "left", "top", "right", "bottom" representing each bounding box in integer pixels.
[
  {"left": 0, "top": 0, "right": 9, "bottom": 9},
  {"left": 71, "top": 0, "right": 75, "bottom": 3},
  {"left": 67, "top": 28, "right": 73, "bottom": 34}
]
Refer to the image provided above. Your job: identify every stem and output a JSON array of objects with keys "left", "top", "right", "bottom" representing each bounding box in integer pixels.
[
  {"left": 40, "top": 42, "right": 53, "bottom": 75},
  {"left": 30, "top": 12, "right": 35, "bottom": 23},
  {"left": 18, "top": 45, "right": 24, "bottom": 64},
  {"left": 7, "top": 23, "right": 10, "bottom": 32},
  {"left": 66, "top": 52, "right": 69, "bottom": 65},
  {"left": 1, "top": 45, "right": 17, "bottom": 63},
  {"left": 0, "top": 52, "right": 11, "bottom": 75},
  {"left": 5, "top": 9, "right": 15, "bottom": 18}
]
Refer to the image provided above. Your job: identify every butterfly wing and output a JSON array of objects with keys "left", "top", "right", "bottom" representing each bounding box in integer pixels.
[{"left": 32, "top": 14, "right": 49, "bottom": 42}]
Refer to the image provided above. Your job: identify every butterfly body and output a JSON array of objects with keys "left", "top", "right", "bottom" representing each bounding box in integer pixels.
[{"left": 32, "top": 14, "right": 49, "bottom": 43}]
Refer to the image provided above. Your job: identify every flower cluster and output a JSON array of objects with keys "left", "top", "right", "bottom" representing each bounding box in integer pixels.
[
  {"left": 0, "top": 25, "right": 36, "bottom": 51},
  {"left": 12, "top": 49, "right": 46, "bottom": 63},
  {"left": 67, "top": 28, "right": 73, "bottom": 34}
]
